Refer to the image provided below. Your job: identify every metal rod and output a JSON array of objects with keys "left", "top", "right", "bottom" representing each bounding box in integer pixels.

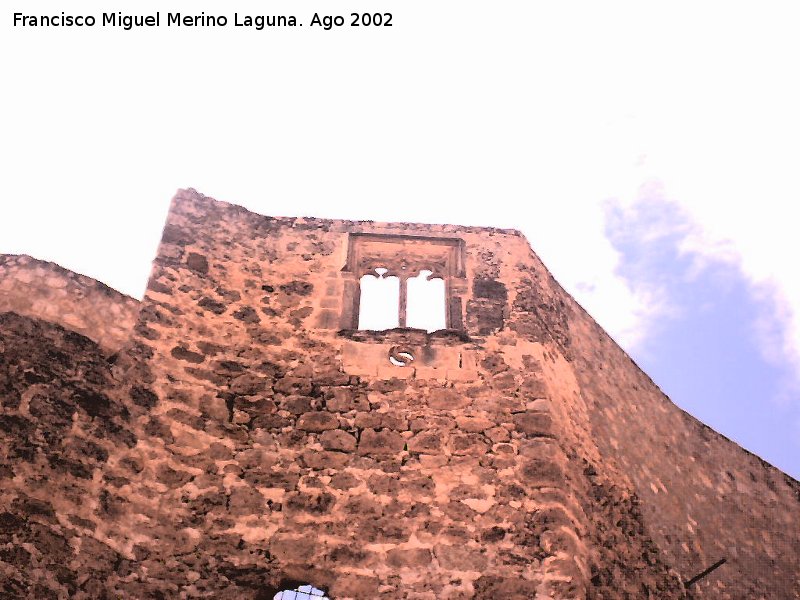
[{"left": 685, "top": 558, "right": 727, "bottom": 588}]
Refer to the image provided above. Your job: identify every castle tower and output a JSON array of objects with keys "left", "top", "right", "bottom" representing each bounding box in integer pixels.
[{"left": 1, "top": 189, "right": 798, "bottom": 599}]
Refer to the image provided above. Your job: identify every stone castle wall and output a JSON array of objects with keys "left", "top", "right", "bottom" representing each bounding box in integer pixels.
[
  {"left": 94, "top": 190, "right": 685, "bottom": 598},
  {"left": 0, "top": 254, "right": 140, "bottom": 353},
  {"left": 565, "top": 312, "right": 800, "bottom": 598},
  {"left": 1, "top": 189, "right": 798, "bottom": 599}
]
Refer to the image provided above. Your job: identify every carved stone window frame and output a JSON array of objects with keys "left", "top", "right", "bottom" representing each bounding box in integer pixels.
[{"left": 340, "top": 233, "right": 466, "bottom": 331}]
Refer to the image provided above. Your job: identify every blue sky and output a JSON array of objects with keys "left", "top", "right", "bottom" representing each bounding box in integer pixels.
[
  {"left": 1, "top": 1, "right": 798, "bottom": 478},
  {"left": 604, "top": 194, "right": 800, "bottom": 476}
]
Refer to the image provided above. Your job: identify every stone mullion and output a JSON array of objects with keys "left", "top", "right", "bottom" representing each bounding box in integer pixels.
[{"left": 398, "top": 275, "right": 408, "bottom": 327}]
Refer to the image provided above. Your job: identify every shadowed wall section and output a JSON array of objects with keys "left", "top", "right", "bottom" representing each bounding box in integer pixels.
[{"left": 0, "top": 254, "right": 140, "bottom": 354}]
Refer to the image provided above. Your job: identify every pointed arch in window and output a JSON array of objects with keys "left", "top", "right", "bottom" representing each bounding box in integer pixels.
[
  {"left": 406, "top": 269, "right": 446, "bottom": 332},
  {"left": 357, "top": 268, "right": 400, "bottom": 330}
]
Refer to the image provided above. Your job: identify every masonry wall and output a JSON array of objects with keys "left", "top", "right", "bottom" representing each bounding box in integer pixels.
[
  {"left": 2, "top": 189, "right": 798, "bottom": 600},
  {"left": 0, "top": 254, "right": 140, "bottom": 353},
  {"left": 468, "top": 230, "right": 800, "bottom": 598},
  {"left": 564, "top": 309, "right": 800, "bottom": 598},
  {"left": 0, "top": 312, "right": 141, "bottom": 599},
  {"left": 95, "top": 189, "right": 685, "bottom": 599}
]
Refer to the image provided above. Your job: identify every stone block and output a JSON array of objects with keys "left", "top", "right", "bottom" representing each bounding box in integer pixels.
[
  {"left": 513, "top": 412, "right": 554, "bottom": 437},
  {"left": 450, "top": 433, "right": 488, "bottom": 456},
  {"left": 386, "top": 547, "right": 433, "bottom": 568},
  {"left": 320, "top": 429, "right": 357, "bottom": 452},
  {"left": 434, "top": 544, "right": 488, "bottom": 571},
  {"left": 300, "top": 450, "right": 350, "bottom": 470},
  {"left": 408, "top": 431, "right": 443, "bottom": 454},
  {"left": 358, "top": 429, "right": 405, "bottom": 456},
  {"left": 297, "top": 411, "right": 339, "bottom": 432}
]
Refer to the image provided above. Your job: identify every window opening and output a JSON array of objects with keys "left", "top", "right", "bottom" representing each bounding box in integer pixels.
[
  {"left": 406, "top": 269, "right": 446, "bottom": 332},
  {"left": 341, "top": 233, "right": 466, "bottom": 332},
  {"left": 359, "top": 266, "right": 445, "bottom": 332},
  {"left": 274, "top": 584, "right": 329, "bottom": 600},
  {"left": 357, "top": 267, "right": 400, "bottom": 330}
]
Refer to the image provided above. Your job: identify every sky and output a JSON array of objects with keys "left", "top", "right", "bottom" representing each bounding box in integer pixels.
[{"left": 2, "top": 1, "right": 799, "bottom": 478}]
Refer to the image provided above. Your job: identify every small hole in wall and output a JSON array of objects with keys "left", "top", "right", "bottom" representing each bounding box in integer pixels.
[
  {"left": 389, "top": 346, "right": 415, "bottom": 367},
  {"left": 274, "top": 584, "right": 329, "bottom": 600}
]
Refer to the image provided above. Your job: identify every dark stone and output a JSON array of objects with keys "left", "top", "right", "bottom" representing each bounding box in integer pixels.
[
  {"left": 229, "top": 373, "right": 270, "bottom": 395},
  {"left": 466, "top": 298, "right": 505, "bottom": 335},
  {"left": 147, "top": 279, "right": 173, "bottom": 294},
  {"left": 64, "top": 437, "right": 109, "bottom": 463},
  {"left": 27, "top": 523, "right": 71, "bottom": 556},
  {"left": 161, "top": 224, "right": 190, "bottom": 245},
  {"left": 156, "top": 464, "right": 194, "bottom": 487},
  {"left": 284, "top": 395, "right": 312, "bottom": 415},
  {"left": 473, "top": 575, "right": 539, "bottom": 599},
  {"left": 480, "top": 353, "right": 508, "bottom": 374},
  {"left": 354, "top": 412, "right": 382, "bottom": 429},
  {"left": 242, "top": 469, "right": 299, "bottom": 490},
  {"left": 73, "top": 389, "right": 112, "bottom": 418},
  {"left": 227, "top": 486, "right": 266, "bottom": 516},
  {"left": 216, "top": 287, "right": 242, "bottom": 302},
  {"left": 232, "top": 306, "right": 261, "bottom": 324},
  {"left": 170, "top": 346, "right": 205, "bottom": 364},
  {"left": 358, "top": 517, "right": 409, "bottom": 543},
  {"left": 451, "top": 433, "right": 488, "bottom": 456},
  {"left": 186, "top": 252, "right": 209, "bottom": 274},
  {"left": 289, "top": 306, "right": 313, "bottom": 321},
  {"left": 250, "top": 413, "right": 291, "bottom": 430},
  {"left": 285, "top": 491, "right": 335, "bottom": 515},
  {"left": 320, "top": 429, "right": 357, "bottom": 452},
  {"left": 329, "top": 545, "right": 370, "bottom": 565},
  {"left": 409, "top": 430, "right": 444, "bottom": 454},
  {"left": 0, "top": 545, "right": 31, "bottom": 565},
  {"left": 197, "top": 341, "right": 223, "bottom": 355},
  {"left": 521, "top": 458, "right": 563, "bottom": 486},
  {"left": 279, "top": 280, "right": 314, "bottom": 296},
  {"left": 358, "top": 429, "right": 405, "bottom": 456},
  {"left": 0, "top": 511, "right": 25, "bottom": 534},
  {"left": 269, "top": 534, "right": 318, "bottom": 562},
  {"left": 386, "top": 547, "right": 432, "bottom": 568},
  {"left": 198, "top": 297, "right": 228, "bottom": 314},
  {"left": 473, "top": 278, "right": 508, "bottom": 301},
  {"left": 48, "top": 455, "right": 93, "bottom": 479},
  {"left": 329, "top": 472, "right": 360, "bottom": 490},
  {"left": 481, "top": 526, "right": 507, "bottom": 542},
  {"left": 0, "top": 414, "right": 35, "bottom": 436},
  {"left": 130, "top": 385, "right": 159, "bottom": 408},
  {"left": 367, "top": 473, "right": 400, "bottom": 494},
  {"left": 166, "top": 408, "right": 205, "bottom": 429},
  {"left": 143, "top": 417, "right": 174, "bottom": 444},
  {"left": 297, "top": 411, "right": 339, "bottom": 432},
  {"left": 434, "top": 544, "right": 488, "bottom": 570},
  {"left": 405, "top": 475, "right": 435, "bottom": 496},
  {"left": 274, "top": 376, "right": 313, "bottom": 395},
  {"left": 300, "top": 450, "right": 350, "bottom": 470},
  {"left": 513, "top": 412, "right": 554, "bottom": 437}
]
